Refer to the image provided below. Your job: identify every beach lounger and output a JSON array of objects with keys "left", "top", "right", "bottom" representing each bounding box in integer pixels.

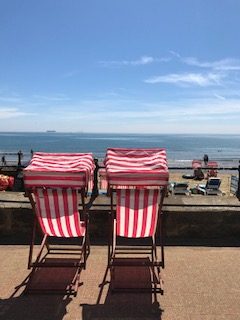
[
  {"left": 105, "top": 148, "right": 169, "bottom": 293},
  {"left": 23, "top": 152, "right": 95, "bottom": 295},
  {"left": 171, "top": 182, "right": 190, "bottom": 195},
  {"left": 197, "top": 177, "right": 221, "bottom": 195}
]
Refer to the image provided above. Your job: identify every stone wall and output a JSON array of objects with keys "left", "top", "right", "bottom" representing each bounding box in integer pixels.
[{"left": 1, "top": 196, "right": 240, "bottom": 244}]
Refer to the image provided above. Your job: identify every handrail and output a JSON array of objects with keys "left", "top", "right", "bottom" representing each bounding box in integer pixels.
[{"left": 1, "top": 155, "right": 240, "bottom": 200}]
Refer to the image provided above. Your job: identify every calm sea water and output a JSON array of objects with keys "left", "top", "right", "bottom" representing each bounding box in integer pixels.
[{"left": 0, "top": 132, "right": 240, "bottom": 166}]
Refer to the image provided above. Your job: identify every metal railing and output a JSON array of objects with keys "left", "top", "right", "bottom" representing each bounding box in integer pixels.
[
  {"left": 1, "top": 153, "right": 240, "bottom": 198},
  {"left": 0, "top": 150, "right": 33, "bottom": 167}
]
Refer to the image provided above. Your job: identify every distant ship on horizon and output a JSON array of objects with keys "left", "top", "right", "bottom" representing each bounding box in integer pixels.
[{"left": 46, "top": 130, "right": 56, "bottom": 133}]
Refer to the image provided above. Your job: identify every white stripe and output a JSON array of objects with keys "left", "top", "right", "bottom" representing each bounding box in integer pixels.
[
  {"left": 151, "top": 191, "right": 161, "bottom": 235},
  {"left": 37, "top": 189, "right": 52, "bottom": 236},
  {"left": 144, "top": 190, "right": 154, "bottom": 237},
  {"left": 109, "top": 179, "right": 168, "bottom": 186},
  {"left": 58, "top": 190, "right": 69, "bottom": 237},
  {"left": 68, "top": 190, "right": 78, "bottom": 237},
  {"left": 48, "top": 190, "right": 61, "bottom": 237},
  {"left": 127, "top": 190, "right": 135, "bottom": 237}
]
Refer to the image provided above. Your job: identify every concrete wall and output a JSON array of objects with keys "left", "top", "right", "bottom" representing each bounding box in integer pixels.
[{"left": 0, "top": 192, "right": 240, "bottom": 244}]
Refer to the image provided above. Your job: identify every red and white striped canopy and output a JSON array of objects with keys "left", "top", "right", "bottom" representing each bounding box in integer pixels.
[
  {"left": 192, "top": 160, "right": 202, "bottom": 169},
  {"left": 24, "top": 152, "right": 95, "bottom": 189},
  {"left": 207, "top": 161, "right": 218, "bottom": 168},
  {"left": 105, "top": 148, "right": 169, "bottom": 187}
]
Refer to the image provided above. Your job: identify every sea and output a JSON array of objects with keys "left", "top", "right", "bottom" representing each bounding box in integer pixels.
[{"left": 0, "top": 132, "right": 240, "bottom": 168}]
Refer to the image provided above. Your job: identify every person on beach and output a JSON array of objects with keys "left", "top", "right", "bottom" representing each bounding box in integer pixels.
[
  {"left": 194, "top": 167, "right": 204, "bottom": 180},
  {"left": 1, "top": 156, "right": 6, "bottom": 166},
  {"left": 203, "top": 154, "right": 209, "bottom": 166}
]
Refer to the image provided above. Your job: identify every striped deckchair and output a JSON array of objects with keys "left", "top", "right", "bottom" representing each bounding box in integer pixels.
[
  {"left": 105, "top": 148, "right": 169, "bottom": 293},
  {"left": 24, "top": 152, "right": 95, "bottom": 295}
]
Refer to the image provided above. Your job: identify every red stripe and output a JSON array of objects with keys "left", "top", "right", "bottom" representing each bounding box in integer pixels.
[
  {"left": 25, "top": 183, "right": 84, "bottom": 189},
  {"left": 148, "top": 190, "right": 159, "bottom": 236},
  {"left": 25, "top": 175, "right": 84, "bottom": 181},
  {"left": 63, "top": 190, "right": 73, "bottom": 237},
  {"left": 132, "top": 190, "right": 139, "bottom": 237},
  {"left": 43, "top": 189, "right": 56, "bottom": 236},
  {"left": 140, "top": 190, "right": 149, "bottom": 237},
  {"left": 124, "top": 189, "right": 130, "bottom": 237},
  {"left": 53, "top": 190, "right": 64, "bottom": 237},
  {"left": 116, "top": 189, "right": 121, "bottom": 236}
]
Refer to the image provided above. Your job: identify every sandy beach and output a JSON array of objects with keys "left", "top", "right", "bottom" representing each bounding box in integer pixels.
[{"left": 169, "top": 171, "right": 236, "bottom": 196}]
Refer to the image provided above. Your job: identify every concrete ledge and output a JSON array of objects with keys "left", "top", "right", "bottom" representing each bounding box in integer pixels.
[{"left": 0, "top": 192, "right": 240, "bottom": 242}]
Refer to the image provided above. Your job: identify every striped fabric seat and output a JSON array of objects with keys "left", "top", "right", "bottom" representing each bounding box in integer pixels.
[
  {"left": 116, "top": 189, "right": 160, "bottom": 238},
  {"left": 24, "top": 152, "right": 95, "bottom": 189},
  {"left": 105, "top": 148, "right": 169, "bottom": 187},
  {"left": 33, "top": 188, "right": 85, "bottom": 237}
]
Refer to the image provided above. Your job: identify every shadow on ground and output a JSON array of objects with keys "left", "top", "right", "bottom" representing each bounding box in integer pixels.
[
  {"left": 0, "top": 266, "right": 81, "bottom": 320},
  {"left": 81, "top": 264, "right": 164, "bottom": 320}
]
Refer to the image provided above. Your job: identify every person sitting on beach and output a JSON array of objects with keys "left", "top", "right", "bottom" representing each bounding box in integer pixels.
[{"left": 194, "top": 167, "right": 204, "bottom": 180}]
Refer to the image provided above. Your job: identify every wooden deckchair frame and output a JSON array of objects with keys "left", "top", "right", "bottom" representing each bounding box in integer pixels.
[
  {"left": 108, "top": 186, "right": 167, "bottom": 294},
  {"left": 26, "top": 188, "right": 90, "bottom": 296}
]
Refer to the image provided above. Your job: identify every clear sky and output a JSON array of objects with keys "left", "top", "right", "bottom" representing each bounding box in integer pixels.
[{"left": 1, "top": 0, "right": 240, "bottom": 133}]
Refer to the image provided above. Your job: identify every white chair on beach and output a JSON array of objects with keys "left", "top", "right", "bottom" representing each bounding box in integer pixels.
[{"left": 197, "top": 177, "right": 222, "bottom": 195}]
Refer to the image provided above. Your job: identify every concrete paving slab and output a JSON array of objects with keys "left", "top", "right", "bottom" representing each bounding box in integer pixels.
[{"left": 0, "top": 245, "right": 240, "bottom": 319}]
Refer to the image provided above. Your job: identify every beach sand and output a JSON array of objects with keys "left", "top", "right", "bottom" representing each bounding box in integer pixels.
[{"left": 169, "top": 172, "right": 235, "bottom": 196}]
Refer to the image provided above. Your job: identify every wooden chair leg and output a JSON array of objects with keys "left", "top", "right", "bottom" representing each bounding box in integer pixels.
[{"left": 28, "top": 217, "right": 37, "bottom": 269}]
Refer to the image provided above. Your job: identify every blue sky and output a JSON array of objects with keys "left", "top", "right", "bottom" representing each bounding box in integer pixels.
[{"left": 1, "top": 0, "right": 240, "bottom": 133}]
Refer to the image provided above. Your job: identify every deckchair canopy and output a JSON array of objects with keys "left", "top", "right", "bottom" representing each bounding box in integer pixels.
[
  {"left": 207, "top": 161, "right": 218, "bottom": 168},
  {"left": 192, "top": 160, "right": 202, "bottom": 169},
  {"left": 105, "top": 148, "right": 169, "bottom": 187},
  {"left": 24, "top": 152, "right": 95, "bottom": 189}
]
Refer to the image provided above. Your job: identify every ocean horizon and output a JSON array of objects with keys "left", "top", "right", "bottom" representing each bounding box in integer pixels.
[{"left": 1, "top": 132, "right": 240, "bottom": 166}]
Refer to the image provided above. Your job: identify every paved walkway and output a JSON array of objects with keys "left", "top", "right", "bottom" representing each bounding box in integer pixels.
[{"left": 0, "top": 245, "right": 240, "bottom": 319}]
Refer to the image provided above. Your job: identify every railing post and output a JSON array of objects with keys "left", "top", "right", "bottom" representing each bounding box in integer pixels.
[
  {"left": 237, "top": 160, "right": 240, "bottom": 200},
  {"left": 92, "top": 158, "right": 99, "bottom": 196}
]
